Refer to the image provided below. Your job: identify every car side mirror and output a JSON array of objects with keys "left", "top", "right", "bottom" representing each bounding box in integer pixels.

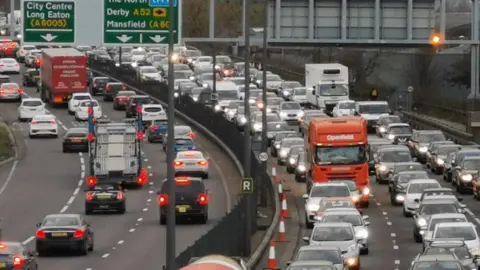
[
  {"left": 414, "top": 199, "right": 419, "bottom": 203},
  {"left": 302, "top": 237, "right": 310, "bottom": 243},
  {"left": 286, "top": 261, "right": 292, "bottom": 266},
  {"left": 474, "top": 254, "right": 480, "bottom": 260},
  {"left": 356, "top": 239, "right": 362, "bottom": 243},
  {"left": 36, "top": 222, "right": 41, "bottom": 228},
  {"left": 302, "top": 194, "right": 309, "bottom": 199},
  {"left": 457, "top": 196, "right": 464, "bottom": 202},
  {"left": 364, "top": 221, "right": 371, "bottom": 226}
]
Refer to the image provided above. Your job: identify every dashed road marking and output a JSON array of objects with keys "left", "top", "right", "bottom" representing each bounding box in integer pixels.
[
  {"left": 129, "top": 228, "right": 135, "bottom": 232},
  {"left": 391, "top": 233, "right": 396, "bottom": 237},
  {"left": 102, "top": 253, "right": 110, "bottom": 258},
  {"left": 137, "top": 217, "right": 143, "bottom": 222},
  {"left": 78, "top": 180, "right": 83, "bottom": 186},
  {"left": 22, "top": 236, "right": 34, "bottom": 245},
  {"left": 144, "top": 158, "right": 148, "bottom": 162},
  {"left": 376, "top": 202, "right": 381, "bottom": 206},
  {"left": 118, "top": 240, "right": 124, "bottom": 245},
  {"left": 386, "top": 221, "right": 392, "bottom": 226},
  {"left": 394, "top": 260, "right": 400, "bottom": 265},
  {"left": 465, "top": 208, "right": 475, "bottom": 216},
  {"left": 475, "top": 218, "right": 480, "bottom": 225},
  {"left": 60, "top": 205, "right": 68, "bottom": 213},
  {"left": 73, "top": 188, "right": 79, "bottom": 195},
  {"left": 393, "top": 245, "right": 399, "bottom": 250},
  {"left": 142, "top": 208, "right": 148, "bottom": 212},
  {"left": 67, "top": 196, "right": 75, "bottom": 205},
  {"left": 147, "top": 198, "right": 151, "bottom": 202},
  {"left": 382, "top": 212, "right": 387, "bottom": 215}
]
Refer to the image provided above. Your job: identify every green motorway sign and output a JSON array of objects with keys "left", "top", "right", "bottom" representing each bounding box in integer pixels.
[
  {"left": 103, "top": 0, "right": 178, "bottom": 46},
  {"left": 22, "top": 0, "right": 75, "bottom": 45}
]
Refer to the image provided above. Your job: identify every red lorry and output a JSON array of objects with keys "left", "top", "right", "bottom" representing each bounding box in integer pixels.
[{"left": 40, "top": 48, "right": 88, "bottom": 106}]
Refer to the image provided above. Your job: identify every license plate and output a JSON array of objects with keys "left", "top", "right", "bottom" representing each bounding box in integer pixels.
[
  {"left": 0, "top": 262, "right": 5, "bottom": 268},
  {"left": 186, "top": 162, "right": 196, "bottom": 166},
  {"left": 97, "top": 195, "right": 111, "bottom": 200},
  {"left": 177, "top": 205, "right": 189, "bottom": 213},
  {"left": 29, "top": 108, "right": 36, "bottom": 111},
  {"left": 178, "top": 148, "right": 187, "bottom": 151},
  {"left": 99, "top": 205, "right": 109, "bottom": 208},
  {"left": 71, "top": 138, "right": 82, "bottom": 142},
  {"left": 52, "top": 232, "right": 67, "bottom": 237}
]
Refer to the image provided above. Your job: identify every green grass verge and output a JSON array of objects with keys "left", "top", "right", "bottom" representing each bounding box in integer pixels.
[{"left": 0, "top": 126, "right": 13, "bottom": 162}]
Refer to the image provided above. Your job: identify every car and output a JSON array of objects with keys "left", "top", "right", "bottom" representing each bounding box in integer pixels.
[
  {"left": 262, "top": 97, "right": 283, "bottom": 114},
  {"left": 224, "top": 100, "right": 244, "bottom": 120},
  {"left": 444, "top": 151, "right": 458, "bottom": 182},
  {"left": 278, "top": 101, "right": 304, "bottom": 124},
  {"left": 426, "top": 222, "right": 480, "bottom": 255},
  {"left": 418, "top": 188, "right": 460, "bottom": 204},
  {"left": 286, "top": 261, "right": 336, "bottom": 270},
  {"left": 75, "top": 100, "right": 102, "bottom": 121},
  {"left": 167, "top": 136, "right": 196, "bottom": 153},
  {"left": 319, "top": 209, "right": 370, "bottom": 254},
  {"left": 16, "top": 44, "right": 36, "bottom": 62},
  {"left": 303, "top": 223, "right": 361, "bottom": 270},
  {"left": 450, "top": 148, "right": 480, "bottom": 171},
  {"left": 278, "top": 80, "right": 302, "bottom": 96},
  {"left": 409, "top": 254, "right": 464, "bottom": 270},
  {"left": 286, "top": 246, "right": 345, "bottom": 269},
  {"left": 374, "top": 145, "right": 412, "bottom": 184},
  {"left": 286, "top": 145, "right": 304, "bottom": 173},
  {"left": 113, "top": 90, "right": 136, "bottom": 111},
  {"left": 0, "top": 82, "right": 22, "bottom": 101},
  {"left": 335, "top": 179, "right": 369, "bottom": 206},
  {"left": 62, "top": 127, "right": 89, "bottom": 153},
  {"left": 419, "top": 239, "right": 478, "bottom": 270},
  {"left": 375, "top": 115, "right": 402, "bottom": 137},
  {"left": 452, "top": 156, "right": 480, "bottom": 194},
  {"left": 17, "top": 98, "right": 46, "bottom": 122},
  {"left": 103, "top": 82, "right": 126, "bottom": 101},
  {"left": 332, "top": 100, "right": 355, "bottom": 117},
  {"left": 367, "top": 138, "right": 392, "bottom": 175},
  {"left": 157, "top": 177, "right": 209, "bottom": 224},
  {"left": 137, "top": 66, "right": 161, "bottom": 83},
  {"left": 314, "top": 197, "right": 357, "bottom": 219},
  {"left": 68, "top": 93, "right": 92, "bottom": 115},
  {"left": 173, "top": 151, "right": 209, "bottom": 178},
  {"left": 288, "top": 87, "right": 307, "bottom": 104},
  {"left": 84, "top": 182, "right": 126, "bottom": 214},
  {"left": 89, "top": 77, "right": 110, "bottom": 96},
  {"left": 422, "top": 214, "right": 468, "bottom": 245},
  {"left": 0, "top": 241, "right": 38, "bottom": 269},
  {"left": 146, "top": 118, "right": 168, "bottom": 143},
  {"left": 249, "top": 112, "right": 280, "bottom": 134},
  {"left": 413, "top": 199, "right": 465, "bottom": 242},
  {"left": 384, "top": 123, "right": 413, "bottom": 144},
  {"left": 425, "top": 140, "right": 454, "bottom": 160},
  {"left": 389, "top": 170, "right": 428, "bottom": 205},
  {"left": 266, "top": 121, "right": 294, "bottom": 146},
  {"left": 162, "top": 125, "right": 196, "bottom": 148},
  {"left": 126, "top": 95, "right": 152, "bottom": 118},
  {"left": 302, "top": 182, "right": 351, "bottom": 228},
  {"left": 22, "top": 68, "right": 40, "bottom": 86},
  {"left": 408, "top": 130, "right": 447, "bottom": 162},
  {"left": 270, "top": 131, "right": 298, "bottom": 157},
  {"left": 277, "top": 137, "right": 304, "bottom": 165},
  {"left": 0, "top": 58, "right": 19, "bottom": 74},
  {"left": 234, "top": 106, "right": 257, "bottom": 131},
  {"left": 35, "top": 214, "right": 94, "bottom": 256},
  {"left": 427, "top": 144, "right": 462, "bottom": 174},
  {"left": 141, "top": 104, "right": 166, "bottom": 125},
  {"left": 294, "top": 152, "right": 307, "bottom": 182},
  {"left": 403, "top": 179, "right": 441, "bottom": 217},
  {"left": 25, "top": 49, "right": 42, "bottom": 68},
  {"left": 29, "top": 115, "right": 58, "bottom": 138}
]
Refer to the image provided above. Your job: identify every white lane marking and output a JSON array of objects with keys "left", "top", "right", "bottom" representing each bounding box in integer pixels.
[
  {"left": 147, "top": 165, "right": 152, "bottom": 169},
  {"left": 118, "top": 240, "right": 124, "bottom": 245},
  {"left": 475, "top": 218, "right": 480, "bottom": 225},
  {"left": 86, "top": 268, "right": 92, "bottom": 270},
  {"left": 142, "top": 208, "right": 148, "bottom": 212},
  {"left": 67, "top": 196, "right": 75, "bottom": 205},
  {"left": 81, "top": 171, "right": 85, "bottom": 178},
  {"left": 393, "top": 245, "right": 399, "bottom": 250},
  {"left": 129, "top": 228, "right": 135, "bottom": 232},
  {"left": 394, "top": 260, "right": 400, "bottom": 265},
  {"left": 144, "top": 158, "right": 148, "bottom": 162},
  {"left": 149, "top": 181, "right": 153, "bottom": 185},
  {"left": 73, "top": 188, "right": 80, "bottom": 196},
  {"left": 149, "top": 173, "right": 153, "bottom": 177},
  {"left": 78, "top": 180, "right": 83, "bottom": 186},
  {"left": 382, "top": 212, "right": 387, "bottom": 216},
  {"left": 376, "top": 202, "right": 381, "bottom": 206},
  {"left": 148, "top": 190, "right": 154, "bottom": 194},
  {"left": 102, "top": 253, "right": 110, "bottom": 258},
  {"left": 22, "top": 236, "right": 34, "bottom": 245},
  {"left": 0, "top": 160, "right": 18, "bottom": 196},
  {"left": 147, "top": 198, "right": 151, "bottom": 202},
  {"left": 79, "top": 152, "right": 83, "bottom": 157},
  {"left": 135, "top": 223, "right": 139, "bottom": 226},
  {"left": 465, "top": 208, "right": 475, "bottom": 216},
  {"left": 61, "top": 124, "right": 67, "bottom": 131},
  {"left": 57, "top": 120, "right": 63, "bottom": 125},
  {"left": 60, "top": 205, "right": 68, "bottom": 213},
  {"left": 80, "top": 158, "right": 84, "bottom": 164},
  {"left": 81, "top": 164, "right": 85, "bottom": 171},
  {"left": 386, "top": 221, "right": 392, "bottom": 226},
  {"left": 391, "top": 233, "right": 396, "bottom": 237}
]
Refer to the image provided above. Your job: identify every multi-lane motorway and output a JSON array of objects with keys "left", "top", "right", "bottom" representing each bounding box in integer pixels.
[{"left": 0, "top": 65, "right": 240, "bottom": 269}]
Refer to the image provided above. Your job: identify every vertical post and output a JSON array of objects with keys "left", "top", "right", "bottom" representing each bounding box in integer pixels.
[
  {"left": 165, "top": 0, "right": 176, "bottom": 267},
  {"left": 340, "top": 0, "right": 347, "bottom": 40},
  {"left": 9, "top": 0, "right": 15, "bottom": 39},
  {"left": 374, "top": 0, "right": 380, "bottom": 40},
  {"left": 439, "top": 0, "right": 446, "bottom": 38},
  {"left": 209, "top": 0, "right": 215, "bottom": 38},
  {"left": 407, "top": 0, "right": 413, "bottom": 40},
  {"left": 472, "top": 0, "right": 480, "bottom": 111},
  {"left": 308, "top": 0, "right": 314, "bottom": 40},
  {"left": 275, "top": 0, "right": 281, "bottom": 40},
  {"left": 212, "top": 46, "right": 217, "bottom": 93},
  {"left": 259, "top": 0, "right": 268, "bottom": 208},
  {"left": 243, "top": 0, "right": 246, "bottom": 39},
  {"left": 243, "top": 0, "right": 253, "bottom": 257},
  {"left": 88, "top": 102, "right": 94, "bottom": 177},
  {"left": 119, "top": 47, "right": 123, "bottom": 65}
]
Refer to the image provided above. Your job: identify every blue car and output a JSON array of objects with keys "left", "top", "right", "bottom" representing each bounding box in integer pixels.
[
  {"left": 164, "top": 136, "right": 196, "bottom": 153},
  {"left": 147, "top": 119, "right": 168, "bottom": 143}
]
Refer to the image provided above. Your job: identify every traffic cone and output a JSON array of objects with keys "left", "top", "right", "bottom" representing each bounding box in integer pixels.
[
  {"left": 277, "top": 216, "right": 288, "bottom": 242},
  {"left": 266, "top": 241, "right": 279, "bottom": 269},
  {"left": 281, "top": 194, "right": 289, "bottom": 218},
  {"left": 277, "top": 182, "right": 283, "bottom": 200},
  {"left": 272, "top": 165, "right": 278, "bottom": 183}
]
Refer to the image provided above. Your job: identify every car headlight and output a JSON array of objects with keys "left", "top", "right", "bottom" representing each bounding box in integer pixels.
[
  {"left": 0, "top": 30, "right": 5, "bottom": 35},
  {"left": 115, "top": 63, "right": 120, "bottom": 67},
  {"left": 171, "top": 54, "right": 178, "bottom": 61},
  {"left": 346, "top": 258, "right": 357, "bottom": 266},
  {"left": 417, "top": 218, "right": 427, "bottom": 227},
  {"left": 214, "top": 105, "right": 221, "bottom": 111},
  {"left": 297, "top": 165, "right": 306, "bottom": 171},
  {"left": 462, "top": 174, "right": 473, "bottom": 181},
  {"left": 298, "top": 111, "right": 304, "bottom": 117},
  {"left": 379, "top": 127, "right": 386, "bottom": 133},
  {"left": 224, "top": 108, "right": 230, "bottom": 113},
  {"left": 436, "top": 158, "right": 444, "bottom": 165},
  {"left": 189, "top": 76, "right": 195, "bottom": 81},
  {"left": 275, "top": 144, "right": 281, "bottom": 149},
  {"left": 362, "top": 188, "right": 370, "bottom": 195},
  {"left": 193, "top": 96, "right": 198, "bottom": 101},
  {"left": 396, "top": 194, "right": 405, "bottom": 201},
  {"left": 351, "top": 195, "right": 359, "bottom": 202},
  {"left": 240, "top": 117, "right": 247, "bottom": 124},
  {"left": 470, "top": 247, "right": 480, "bottom": 256},
  {"left": 256, "top": 80, "right": 261, "bottom": 84},
  {"left": 280, "top": 112, "right": 287, "bottom": 117},
  {"left": 228, "top": 110, "right": 235, "bottom": 117},
  {"left": 388, "top": 134, "right": 395, "bottom": 140},
  {"left": 131, "top": 62, "right": 137, "bottom": 67},
  {"left": 266, "top": 108, "right": 272, "bottom": 113},
  {"left": 283, "top": 90, "right": 289, "bottom": 96},
  {"left": 289, "top": 158, "right": 295, "bottom": 164},
  {"left": 419, "top": 147, "right": 428, "bottom": 153},
  {"left": 202, "top": 83, "right": 208, "bottom": 88},
  {"left": 356, "top": 229, "right": 368, "bottom": 239},
  {"left": 174, "top": 92, "right": 179, "bottom": 98},
  {"left": 215, "top": 65, "right": 220, "bottom": 69},
  {"left": 248, "top": 99, "right": 255, "bottom": 104},
  {"left": 253, "top": 123, "right": 262, "bottom": 130},
  {"left": 17, "top": 34, "right": 22, "bottom": 39},
  {"left": 280, "top": 150, "right": 287, "bottom": 157},
  {"left": 257, "top": 103, "right": 264, "bottom": 109},
  {"left": 379, "top": 165, "right": 387, "bottom": 171},
  {"left": 187, "top": 58, "right": 192, "bottom": 62},
  {"left": 306, "top": 204, "right": 319, "bottom": 212}
]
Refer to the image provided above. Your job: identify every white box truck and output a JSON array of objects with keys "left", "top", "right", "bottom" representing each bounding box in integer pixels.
[{"left": 305, "top": 63, "right": 350, "bottom": 112}]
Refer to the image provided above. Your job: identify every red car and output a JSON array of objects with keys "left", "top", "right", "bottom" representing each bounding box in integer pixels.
[
  {"left": 113, "top": 90, "right": 136, "bottom": 110},
  {"left": 0, "top": 41, "right": 19, "bottom": 58}
]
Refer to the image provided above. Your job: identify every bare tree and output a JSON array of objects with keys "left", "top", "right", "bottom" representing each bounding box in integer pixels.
[
  {"left": 448, "top": 54, "right": 470, "bottom": 89},
  {"left": 337, "top": 49, "right": 380, "bottom": 98}
]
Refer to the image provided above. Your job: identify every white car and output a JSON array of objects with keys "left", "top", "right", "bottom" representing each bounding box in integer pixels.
[
  {"left": 193, "top": 56, "right": 213, "bottom": 67},
  {"left": 131, "top": 49, "right": 146, "bottom": 62},
  {"left": 278, "top": 101, "right": 304, "bottom": 124},
  {"left": 16, "top": 45, "right": 36, "bottom": 62},
  {"left": 173, "top": 151, "right": 209, "bottom": 178},
  {"left": 137, "top": 66, "right": 162, "bottom": 82},
  {"left": 0, "top": 58, "right": 20, "bottom": 74},
  {"left": 0, "top": 82, "right": 22, "bottom": 101},
  {"left": 18, "top": 98, "right": 46, "bottom": 122},
  {"left": 29, "top": 114, "right": 58, "bottom": 138},
  {"left": 403, "top": 179, "right": 441, "bottom": 217},
  {"left": 25, "top": 50, "right": 42, "bottom": 67},
  {"left": 75, "top": 100, "right": 102, "bottom": 121},
  {"left": 68, "top": 93, "right": 93, "bottom": 114},
  {"left": 333, "top": 100, "right": 356, "bottom": 117},
  {"left": 429, "top": 222, "right": 480, "bottom": 256},
  {"left": 141, "top": 104, "right": 166, "bottom": 122}
]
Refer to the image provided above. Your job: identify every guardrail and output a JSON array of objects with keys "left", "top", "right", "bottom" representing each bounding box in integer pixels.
[{"left": 88, "top": 60, "right": 280, "bottom": 269}]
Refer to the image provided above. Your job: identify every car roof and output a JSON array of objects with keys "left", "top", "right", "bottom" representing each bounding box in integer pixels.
[
  {"left": 387, "top": 123, "right": 410, "bottom": 127},
  {"left": 142, "top": 104, "right": 162, "bottom": 108},
  {"left": 397, "top": 170, "right": 426, "bottom": 175},
  {"left": 45, "top": 213, "right": 80, "bottom": 219},
  {"left": 463, "top": 156, "right": 480, "bottom": 160},
  {"left": 312, "top": 182, "right": 348, "bottom": 187},
  {"left": 290, "top": 261, "right": 334, "bottom": 266},
  {"left": 313, "top": 222, "right": 353, "bottom": 228},
  {"left": 298, "top": 245, "right": 341, "bottom": 252},
  {"left": 175, "top": 136, "right": 193, "bottom": 140},
  {"left": 378, "top": 146, "right": 409, "bottom": 151},
  {"left": 416, "top": 254, "right": 457, "bottom": 261},
  {"left": 394, "top": 162, "right": 421, "bottom": 166},
  {"left": 22, "top": 97, "right": 42, "bottom": 102},
  {"left": 323, "top": 210, "right": 360, "bottom": 216},
  {"left": 420, "top": 199, "right": 457, "bottom": 205},
  {"left": 409, "top": 179, "right": 439, "bottom": 184},
  {"left": 436, "top": 222, "right": 473, "bottom": 228},
  {"left": 72, "top": 92, "right": 91, "bottom": 96},
  {"left": 33, "top": 114, "right": 55, "bottom": 120}
]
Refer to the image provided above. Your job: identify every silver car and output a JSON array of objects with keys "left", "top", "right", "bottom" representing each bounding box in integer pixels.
[
  {"left": 257, "top": 74, "right": 283, "bottom": 91},
  {"left": 265, "top": 97, "right": 283, "bottom": 113},
  {"left": 289, "top": 87, "right": 307, "bottom": 104},
  {"left": 277, "top": 137, "right": 304, "bottom": 165},
  {"left": 422, "top": 213, "right": 468, "bottom": 245},
  {"left": 224, "top": 100, "right": 243, "bottom": 120},
  {"left": 173, "top": 151, "right": 209, "bottom": 179},
  {"left": 286, "top": 145, "right": 304, "bottom": 173},
  {"left": 303, "top": 223, "right": 361, "bottom": 270},
  {"left": 278, "top": 101, "right": 304, "bottom": 124},
  {"left": 287, "top": 246, "right": 346, "bottom": 269},
  {"left": 234, "top": 106, "right": 259, "bottom": 130},
  {"left": 320, "top": 209, "right": 370, "bottom": 254},
  {"left": 287, "top": 260, "right": 335, "bottom": 270},
  {"left": 0, "top": 82, "right": 22, "bottom": 101},
  {"left": 375, "top": 145, "right": 412, "bottom": 184},
  {"left": 270, "top": 131, "right": 298, "bottom": 157},
  {"left": 266, "top": 121, "right": 293, "bottom": 145},
  {"left": 250, "top": 112, "right": 280, "bottom": 134}
]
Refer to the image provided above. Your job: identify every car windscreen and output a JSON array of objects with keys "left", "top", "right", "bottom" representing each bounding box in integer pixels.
[
  {"left": 419, "top": 204, "right": 458, "bottom": 215},
  {"left": 358, "top": 104, "right": 388, "bottom": 114},
  {"left": 435, "top": 226, "right": 477, "bottom": 241},
  {"left": 217, "top": 91, "right": 238, "bottom": 100},
  {"left": 311, "top": 226, "right": 354, "bottom": 241},
  {"left": 22, "top": 100, "right": 43, "bottom": 106},
  {"left": 408, "top": 183, "right": 441, "bottom": 194},
  {"left": 311, "top": 186, "right": 350, "bottom": 197},
  {"left": 175, "top": 139, "right": 193, "bottom": 145},
  {"left": 281, "top": 103, "right": 301, "bottom": 110}
]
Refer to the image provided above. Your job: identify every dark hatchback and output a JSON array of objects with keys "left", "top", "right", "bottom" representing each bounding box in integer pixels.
[
  {"left": 84, "top": 182, "right": 126, "bottom": 215},
  {"left": 22, "top": 69, "right": 40, "bottom": 86},
  {"left": 0, "top": 242, "right": 38, "bottom": 270},
  {"left": 103, "top": 82, "right": 126, "bottom": 101},
  {"left": 125, "top": 95, "right": 152, "bottom": 118},
  {"left": 62, "top": 128, "right": 88, "bottom": 153},
  {"left": 90, "top": 77, "right": 109, "bottom": 96},
  {"left": 157, "top": 177, "right": 209, "bottom": 224}
]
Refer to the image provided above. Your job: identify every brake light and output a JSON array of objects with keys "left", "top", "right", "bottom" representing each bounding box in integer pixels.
[
  {"left": 175, "top": 177, "right": 190, "bottom": 184},
  {"left": 35, "top": 230, "right": 46, "bottom": 239},
  {"left": 174, "top": 161, "right": 184, "bottom": 167},
  {"left": 50, "top": 120, "right": 56, "bottom": 124},
  {"left": 0, "top": 244, "right": 5, "bottom": 249},
  {"left": 31, "top": 121, "right": 38, "bottom": 125},
  {"left": 20, "top": 50, "right": 24, "bottom": 53},
  {"left": 188, "top": 132, "right": 196, "bottom": 139},
  {"left": 197, "top": 160, "right": 208, "bottom": 166},
  {"left": 157, "top": 194, "right": 168, "bottom": 206},
  {"left": 0, "top": 88, "right": 3, "bottom": 93},
  {"left": 87, "top": 133, "right": 95, "bottom": 142},
  {"left": 257, "top": 103, "right": 264, "bottom": 109},
  {"left": 122, "top": 85, "right": 126, "bottom": 90},
  {"left": 136, "top": 131, "right": 144, "bottom": 140},
  {"left": 0, "top": 64, "right": 3, "bottom": 67},
  {"left": 198, "top": 194, "right": 208, "bottom": 205},
  {"left": 117, "top": 192, "right": 124, "bottom": 200},
  {"left": 73, "top": 229, "right": 85, "bottom": 238},
  {"left": 316, "top": 212, "right": 324, "bottom": 216},
  {"left": 13, "top": 255, "right": 24, "bottom": 269},
  {"left": 137, "top": 174, "right": 146, "bottom": 185},
  {"left": 106, "top": 85, "right": 111, "bottom": 91},
  {"left": 85, "top": 192, "right": 93, "bottom": 201},
  {"left": 86, "top": 176, "right": 97, "bottom": 187},
  {"left": 17, "top": 88, "right": 23, "bottom": 94},
  {"left": 150, "top": 125, "right": 157, "bottom": 131}
]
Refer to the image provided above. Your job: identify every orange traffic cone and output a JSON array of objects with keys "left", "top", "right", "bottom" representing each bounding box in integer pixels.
[
  {"left": 277, "top": 182, "right": 283, "bottom": 200},
  {"left": 266, "top": 241, "right": 279, "bottom": 269},
  {"left": 277, "top": 216, "right": 287, "bottom": 242},
  {"left": 272, "top": 165, "right": 278, "bottom": 183},
  {"left": 281, "top": 194, "right": 289, "bottom": 218}
]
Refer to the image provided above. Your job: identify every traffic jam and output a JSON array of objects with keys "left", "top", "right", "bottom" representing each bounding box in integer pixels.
[{"left": 0, "top": 34, "right": 479, "bottom": 270}]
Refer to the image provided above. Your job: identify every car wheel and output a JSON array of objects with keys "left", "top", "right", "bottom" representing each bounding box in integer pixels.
[
  {"left": 390, "top": 195, "right": 397, "bottom": 206},
  {"left": 305, "top": 215, "right": 313, "bottom": 229},
  {"left": 403, "top": 208, "right": 410, "bottom": 217},
  {"left": 63, "top": 147, "right": 68, "bottom": 153},
  {"left": 88, "top": 239, "right": 94, "bottom": 251},
  {"left": 36, "top": 247, "right": 47, "bottom": 257},
  {"left": 202, "top": 173, "right": 209, "bottom": 179},
  {"left": 118, "top": 204, "right": 126, "bottom": 214},
  {"left": 29, "top": 134, "right": 34, "bottom": 139},
  {"left": 414, "top": 231, "right": 422, "bottom": 243},
  {"left": 360, "top": 247, "right": 369, "bottom": 255},
  {"left": 160, "top": 215, "right": 166, "bottom": 225},
  {"left": 199, "top": 214, "right": 208, "bottom": 224},
  {"left": 79, "top": 241, "right": 88, "bottom": 256},
  {"left": 68, "top": 109, "right": 74, "bottom": 115}
]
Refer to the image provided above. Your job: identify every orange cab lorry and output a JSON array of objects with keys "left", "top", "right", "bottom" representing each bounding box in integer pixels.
[
  {"left": 40, "top": 48, "right": 88, "bottom": 106},
  {"left": 306, "top": 116, "right": 370, "bottom": 207}
]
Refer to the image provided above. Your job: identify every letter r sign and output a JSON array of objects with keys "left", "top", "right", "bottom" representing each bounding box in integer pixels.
[{"left": 241, "top": 178, "right": 253, "bottom": 194}]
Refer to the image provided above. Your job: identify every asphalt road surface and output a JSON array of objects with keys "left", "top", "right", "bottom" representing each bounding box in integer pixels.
[{"left": 0, "top": 64, "right": 239, "bottom": 270}]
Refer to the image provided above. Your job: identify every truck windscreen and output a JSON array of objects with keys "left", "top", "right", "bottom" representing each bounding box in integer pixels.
[
  {"left": 319, "top": 84, "right": 348, "bottom": 96},
  {"left": 315, "top": 145, "right": 367, "bottom": 165},
  {"left": 358, "top": 104, "right": 388, "bottom": 114}
]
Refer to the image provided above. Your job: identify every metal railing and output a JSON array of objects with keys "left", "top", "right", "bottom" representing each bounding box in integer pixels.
[{"left": 88, "top": 59, "right": 279, "bottom": 269}]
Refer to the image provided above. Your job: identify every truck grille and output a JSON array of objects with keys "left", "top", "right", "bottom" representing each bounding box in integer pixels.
[{"left": 326, "top": 172, "right": 356, "bottom": 180}]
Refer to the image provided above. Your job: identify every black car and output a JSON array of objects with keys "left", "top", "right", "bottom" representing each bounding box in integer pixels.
[
  {"left": 22, "top": 69, "right": 40, "bottom": 86},
  {"left": 125, "top": 95, "right": 152, "bottom": 118},
  {"left": 62, "top": 128, "right": 89, "bottom": 153},
  {"left": 84, "top": 182, "right": 126, "bottom": 214},
  {"left": 0, "top": 242, "right": 38, "bottom": 270},
  {"left": 89, "top": 77, "right": 109, "bottom": 96},
  {"left": 35, "top": 214, "right": 94, "bottom": 256},
  {"left": 157, "top": 177, "right": 209, "bottom": 224},
  {"left": 114, "top": 54, "right": 135, "bottom": 73},
  {"left": 294, "top": 152, "right": 307, "bottom": 182},
  {"left": 389, "top": 170, "right": 428, "bottom": 205},
  {"left": 103, "top": 82, "right": 126, "bottom": 101},
  {"left": 270, "top": 131, "right": 298, "bottom": 157},
  {"left": 367, "top": 139, "right": 392, "bottom": 175}
]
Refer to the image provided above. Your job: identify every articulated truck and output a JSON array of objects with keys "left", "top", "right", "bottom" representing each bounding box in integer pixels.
[{"left": 40, "top": 48, "right": 88, "bottom": 106}]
